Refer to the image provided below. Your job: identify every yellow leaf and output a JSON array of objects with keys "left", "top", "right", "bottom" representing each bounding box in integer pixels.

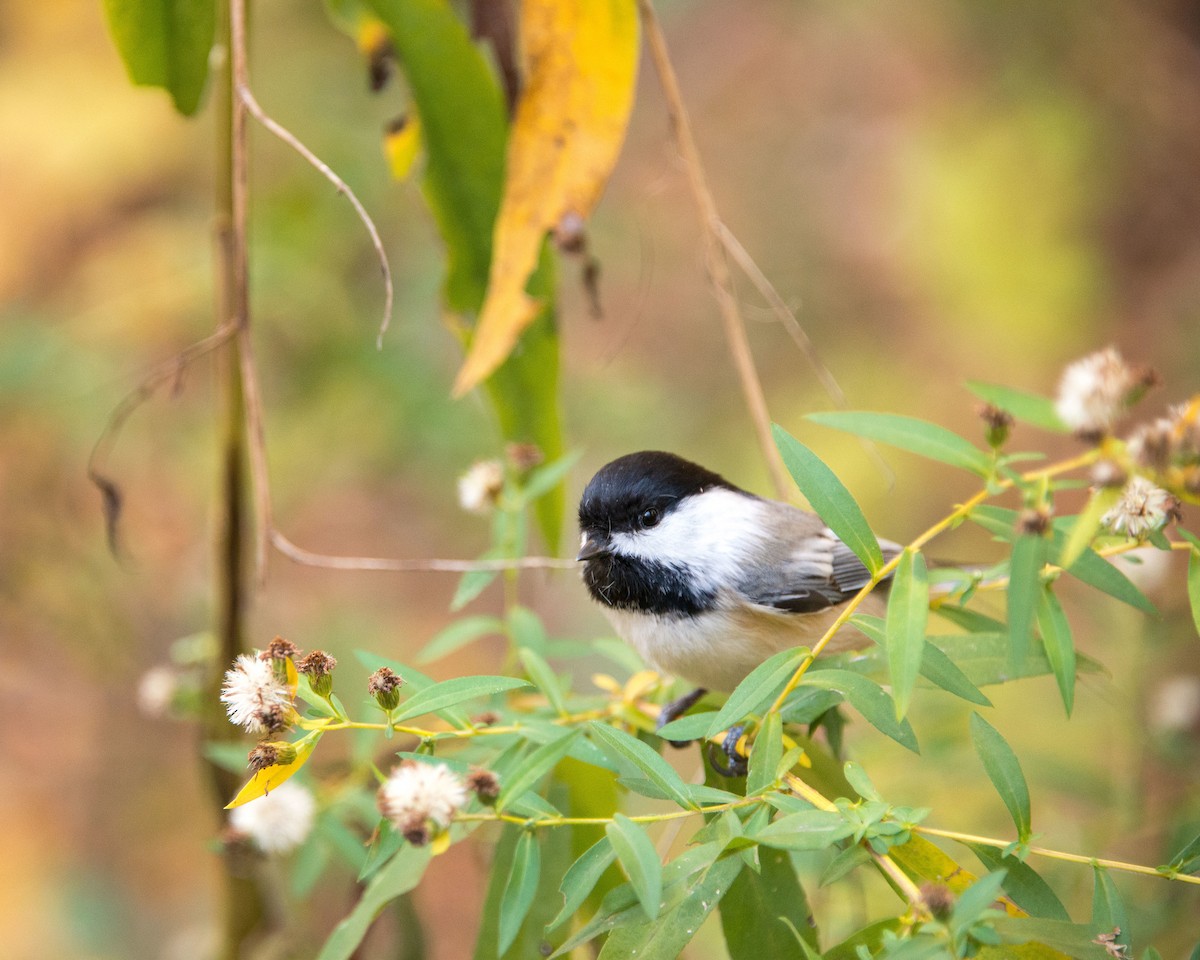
[
  {"left": 452, "top": 0, "right": 639, "bottom": 396},
  {"left": 225, "top": 734, "right": 321, "bottom": 809},
  {"left": 384, "top": 111, "right": 423, "bottom": 181}
]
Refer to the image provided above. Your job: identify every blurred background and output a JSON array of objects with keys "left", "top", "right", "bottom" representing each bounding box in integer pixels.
[{"left": 4, "top": 0, "right": 1200, "bottom": 956}]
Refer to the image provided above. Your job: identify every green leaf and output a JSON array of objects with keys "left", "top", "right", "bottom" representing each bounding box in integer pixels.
[
  {"left": 802, "top": 670, "right": 920, "bottom": 752},
  {"left": 451, "top": 549, "right": 503, "bottom": 611},
  {"left": 519, "top": 647, "right": 569, "bottom": 717},
  {"left": 965, "top": 381, "right": 1067, "bottom": 433},
  {"left": 593, "top": 854, "right": 742, "bottom": 960},
  {"left": 517, "top": 449, "right": 583, "bottom": 504},
  {"left": 606, "top": 814, "right": 663, "bottom": 920},
  {"left": 991, "top": 918, "right": 1110, "bottom": 958},
  {"left": 102, "top": 0, "right": 214, "bottom": 115},
  {"left": 1007, "top": 533, "right": 1046, "bottom": 673},
  {"left": 951, "top": 869, "right": 1008, "bottom": 926},
  {"left": 968, "top": 844, "right": 1070, "bottom": 921},
  {"left": 366, "top": 0, "right": 565, "bottom": 549},
  {"left": 849, "top": 614, "right": 990, "bottom": 706},
  {"left": 706, "top": 646, "right": 809, "bottom": 737},
  {"left": 754, "top": 809, "right": 855, "bottom": 850},
  {"left": 1189, "top": 547, "right": 1200, "bottom": 641},
  {"left": 1091, "top": 866, "right": 1130, "bottom": 948},
  {"left": 315, "top": 844, "right": 432, "bottom": 960},
  {"left": 720, "top": 845, "right": 819, "bottom": 956},
  {"left": 772, "top": 424, "right": 884, "bottom": 573},
  {"left": 746, "top": 712, "right": 784, "bottom": 795},
  {"left": 392, "top": 675, "right": 530, "bottom": 723},
  {"left": 496, "top": 730, "right": 581, "bottom": 812},
  {"left": 1059, "top": 486, "right": 1122, "bottom": 572},
  {"left": 418, "top": 615, "right": 505, "bottom": 663},
  {"left": 807, "top": 411, "right": 992, "bottom": 476},
  {"left": 587, "top": 722, "right": 695, "bottom": 810},
  {"left": 353, "top": 652, "right": 471, "bottom": 728},
  {"left": 970, "top": 712, "right": 1032, "bottom": 842},
  {"left": 820, "top": 844, "right": 872, "bottom": 886},
  {"left": 843, "top": 761, "right": 880, "bottom": 801},
  {"left": 1166, "top": 828, "right": 1200, "bottom": 874},
  {"left": 823, "top": 919, "right": 904, "bottom": 960},
  {"left": 498, "top": 831, "right": 542, "bottom": 955},
  {"left": 885, "top": 549, "right": 929, "bottom": 719},
  {"left": 547, "top": 837, "right": 617, "bottom": 933},
  {"left": 655, "top": 711, "right": 719, "bottom": 742},
  {"left": 1037, "top": 587, "right": 1076, "bottom": 716}
]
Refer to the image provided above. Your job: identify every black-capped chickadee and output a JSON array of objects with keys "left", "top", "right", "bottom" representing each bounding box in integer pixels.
[{"left": 577, "top": 451, "right": 900, "bottom": 696}]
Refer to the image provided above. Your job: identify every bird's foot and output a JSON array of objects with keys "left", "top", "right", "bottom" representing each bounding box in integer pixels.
[
  {"left": 708, "top": 724, "right": 748, "bottom": 778},
  {"left": 656, "top": 687, "right": 708, "bottom": 749}
]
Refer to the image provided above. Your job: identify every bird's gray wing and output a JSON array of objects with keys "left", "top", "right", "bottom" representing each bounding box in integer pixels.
[{"left": 735, "top": 503, "right": 902, "bottom": 614}]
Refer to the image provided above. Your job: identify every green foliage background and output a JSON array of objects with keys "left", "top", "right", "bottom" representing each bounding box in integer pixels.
[{"left": 3, "top": 0, "right": 1200, "bottom": 957}]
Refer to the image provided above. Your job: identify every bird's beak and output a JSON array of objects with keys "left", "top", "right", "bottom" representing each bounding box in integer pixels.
[{"left": 576, "top": 531, "right": 610, "bottom": 561}]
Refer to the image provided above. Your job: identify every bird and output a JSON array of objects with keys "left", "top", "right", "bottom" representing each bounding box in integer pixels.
[{"left": 577, "top": 450, "right": 900, "bottom": 770}]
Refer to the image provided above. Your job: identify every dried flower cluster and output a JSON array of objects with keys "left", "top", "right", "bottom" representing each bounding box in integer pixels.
[
  {"left": 1054, "top": 347, "right": 1155, "bottom": 437},
  {"left": 1101, "top": 476, "right": 1180, "bottom": 539},
  {"left": 377, "top": 760, "right": 470, "bottom": 845},
  {"left": 220, "top": 654, "right": 295, "bottom": 735},
  {"left": 1126, "top": 401, "right": 1200, "bottom": 496}
]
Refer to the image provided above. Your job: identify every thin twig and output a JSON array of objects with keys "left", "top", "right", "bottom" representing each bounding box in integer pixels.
[
  {"left": 637, "top": 0, "right": 789, "bottom": 499},
  {"left": 238, "top": 330, "right": 272, "bottom": 583},
  {"left": 715, "top": 222, "right": 895, "bottom": 487},
  {"left": 271, "top": 529, "right": 577, "bottom": 572},
  {"left": 87, "top": 321, "right": 239, "bottom": 553},
  {"left": 237, "top": 84, "right": 395, "bottom": 348}
]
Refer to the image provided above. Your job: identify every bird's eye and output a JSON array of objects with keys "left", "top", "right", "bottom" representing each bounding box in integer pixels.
[{"left": 639, "top": 507, "right": 660, "bottom": 529}]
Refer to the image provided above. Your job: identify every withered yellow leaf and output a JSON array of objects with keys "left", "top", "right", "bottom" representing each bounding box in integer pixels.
[
  {"left": 452, "top": 0, "right": 639, "bottom": 396},
  {"left": 225, "top": 733, "right": 321, "bottom": 809}
]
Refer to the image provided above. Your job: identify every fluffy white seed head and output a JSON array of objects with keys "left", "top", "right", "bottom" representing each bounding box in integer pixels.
[
  {"left": 220, "top": 654, "right": 294, "bottom": 734},
  {"left": 378, "top": 760, "right": 470, "bottom": 834},
  {"left": 228, "top": 781, "right": 316, "bottom": 854},
  {"left": 1055, "top": 347, "right": 1138, "bottom": 434},
  {"left": 137, "top": 665, "right": 179, "bottom": 719},
  {"left": 1101, "top": 475, "right": 1178, "bottom": 539},
  {"left": 458, "top": 460, "right": 505, "bottom": 514}
]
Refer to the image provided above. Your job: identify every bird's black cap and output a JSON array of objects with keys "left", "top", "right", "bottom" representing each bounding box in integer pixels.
[{"left": 578, "top": 451, "right": 742, "bottom": 534}]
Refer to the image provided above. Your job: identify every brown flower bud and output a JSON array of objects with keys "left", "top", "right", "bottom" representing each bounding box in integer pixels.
[
  {"left": 920, "top": 882, "right": 955, "bottom": 921},
  {"left": 467, "top": 767, "right": 502, "bottom": 806},
  {"left": 247, "top": 741, "right": 297, "bottom": 773},
  {"left": 976, "top": 402, "right": 1014, "bottom": 450},
  {"left": 368, "top": 667, "right": 405, "bottom": 712},
  {"left": 1016, "top": 506, "right": 1051, "bottom": 537},
  {"left": 297, "top": 650, "right": 338, "bottom": 698},
  {"left": 261, "top": 636, "right": 300, "bottom": 662}
]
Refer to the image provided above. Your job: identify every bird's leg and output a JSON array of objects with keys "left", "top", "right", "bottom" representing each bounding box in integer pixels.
[
  {"left": 656, "top": 686, "right": 708, "bottom": 749},
  {"left": 708, "top": 724, "right": 748, "bottom": 778}
]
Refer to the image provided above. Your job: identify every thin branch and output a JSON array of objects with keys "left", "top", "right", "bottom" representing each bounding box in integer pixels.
[
  {"left": 637, "top": 0, "right": 789, "bottom": 499},
  {"left": 238, "top": 329, "right": 272, "bottom": 583},
  {"left": 271, "top": 529, "right": 577, "bottom": 572},
  {"left": 236, "top": 84, "right": 395, "bottom": 348},
  {"left": 87, "top": 321, "right": 239, "bottom": 553}
]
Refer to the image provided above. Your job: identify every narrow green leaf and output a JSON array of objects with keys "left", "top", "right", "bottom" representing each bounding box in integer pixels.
[
  {"left": 518, "top": 647, "right": 569, "bottom": 717},
  {"left": 706, "top": 646, "right": 808, "bottom": 737},
  {"left": 1007, "top": 533, "right": 1047, "bottom": 672},
  {"left": 1189, "top": 549, "right": 1200, "bottom": 641},
  {"left": 655, "top": 711, "right": 719, "bottom": 742},
  {"left": 517, "top": 449, "right": 582, "bottom": 504},
  {"left": 951, "top": 869, "right": 1008, "bottom": 926},
  {"left": 1166, "top": 828, "right": 1200, "bottom": 874},
  {"left": 316, "top": 845, "right": 432, "bottom": 960},
  {"left": 849, "top": 614, "right": 991, "bottom": 706},
  {"left": 807, "top": 411, "right": 992, "bottom": 476},
  {"left": 886, "top": 549, "right": 929, "bottom": 719},
  {"left": 802, "top": 670, "right": 920, "bottom": 752},
  {"left": 451, "top": 549, "right": 503, "bottom": 611},
  {"left": 1037, "top": 587, "right": 1076, "bottom": 716},
  {"left": 495, "top": 730, "right": 581, "bottom": 812},
  {"left": 547, "top": 837, "right": 617, "bottom": 933},
  {"left": 720, "top": 845, "right": 819, "bottom": 956},
  {"left": 606, "top": 814, "right": 663, "bottom": 920},
  {"left": 1091, "top": 866, "right": 1130, "bottom": 949},
  {"left": 823, "top": 919, "right": 904, "bottom": 960},
  {"left": 820, "top": 844, "right": 872, "bottom": 886},
  {"left": 965, "top": 381, "right": 1067, "bottom": 433},
  {"left": 392, "top": 675, "right": 530, "bottom": 723},
  {"left": 843, "top": 761, "right": 880, "bottom": 801},
  {"left": 970, "top": 713, "right": 1032, "bottom": 842},
  {"left": 594, "top": 854, "right": 742, "bottom": 960},
  {"left": 772, "top": 424, "right": 884, "bottom": 573},
  {"left": 587, "top": 722, "right": 695, "bottom": 810},
  {"left": 498, "top": 832, "right": 542, "bottom": 955},
  {"left": 755, "top": 809, "right": 854, "bottom": 850},
  {"left": 1059, "top": 487, "right": 1122, "bottom": 572},
  {"left": 746, "top": 712, "right": 784, "bottom": 795},
  {"left": 102, "top": 0, "right": 214, "bottom": 114},
  {"left": 418, "top": 615, "right": 505, "bottom": 663},
  {"left": 968, "top": 844, "right": 1070, "bottom": 921},
  {"left": 990, "top": 918, "right": 1110, "bottom": 958}
]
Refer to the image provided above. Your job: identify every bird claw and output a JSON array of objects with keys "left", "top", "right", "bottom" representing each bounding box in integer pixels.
[
  {"left": 656, "top": 687, "right": 708, "bottom": 749},
  {"left": 708, "top": 724, "right": 748, "bottom": 778}
]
